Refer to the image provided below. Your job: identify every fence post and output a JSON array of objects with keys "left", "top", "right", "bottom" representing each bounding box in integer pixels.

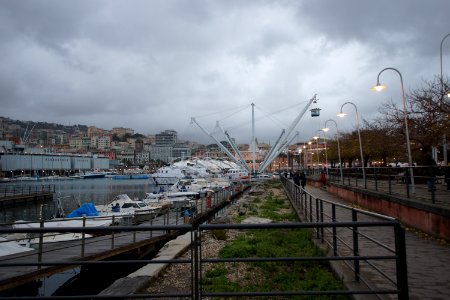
[
  {"left": 193, "top": 229, "right": 200, "bottom": 300},
  {"left": 81, "top": 218, "right": 86, "bottom": 258},
  {"left": 394, "top": 223, "right": 409, "bottom": 300},
  {"left": 38, "top": 219, "right": 44, "bottom": 269},
  {"left": 315, "top": 198, "right": 320, "bottom": 238},
  {"left": 320, "top": 200, "right": 324, "bottom": 243},
  {"left": 309, "top": 195, "right": 313, "bottom": 222},
  {"left": 352, "top": 210, "right": 360, "bottom": 282},
  {"left": 111, "top": 216, "right": 115, "bottom": 249},
  {"left": 332, "top": 204, "right": 337, "bottom": 256}
]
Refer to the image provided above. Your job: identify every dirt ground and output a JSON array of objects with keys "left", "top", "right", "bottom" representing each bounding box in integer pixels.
[{"left": 143, "top": 181, "right": 285, "bottom": 298}]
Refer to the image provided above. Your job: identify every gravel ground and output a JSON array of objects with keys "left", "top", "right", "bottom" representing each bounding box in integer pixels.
[{"left": 143, "top": 182, "right": 283, "bottom": 299}]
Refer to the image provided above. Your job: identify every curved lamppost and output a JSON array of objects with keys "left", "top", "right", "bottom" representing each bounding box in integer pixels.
[
  {"left": 440, "top": 33, "right": 450, "bottom": 97},
  {"left": 323, "top": 119, "right": 343, "bottom": 184},
  {"left": 372, "top": 67, "right": 415, "bottom": 193},
  {"left": 337, "top": 101, "right": 366, "bottom": 186},
  {"left": 440, "top": 33, "right": 450, "bottom": 166}
]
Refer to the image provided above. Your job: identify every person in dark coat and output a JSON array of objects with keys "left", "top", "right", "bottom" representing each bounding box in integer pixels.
[
  {"left": 299, "top": 172, "right": 307, "bottom": 189},
  {"left": 293, "top": 172, "right": 300, "bottom": 186}
]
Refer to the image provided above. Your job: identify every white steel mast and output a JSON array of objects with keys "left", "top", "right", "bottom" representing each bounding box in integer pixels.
[
  {"left": 251, "top": 103, "right": 256, "bottom": 175},
  {"left": 191, "top": 117, "right": 243, "bottom": 167},
  {"left": 258, "top": 94, "right": 317, "bottom": 173}
]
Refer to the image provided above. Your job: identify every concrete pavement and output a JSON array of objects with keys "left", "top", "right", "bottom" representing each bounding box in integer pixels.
[{"left": 306, "top": 185, "right": 450, "bottom": 300}]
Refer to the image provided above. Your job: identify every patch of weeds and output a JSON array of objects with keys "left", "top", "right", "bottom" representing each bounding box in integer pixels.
[
  {"left": 210, "top": 229, "right": 227, "bottom": 241},
  {"left": 203, "top": 228, "right": 349, "bottom": 299}
]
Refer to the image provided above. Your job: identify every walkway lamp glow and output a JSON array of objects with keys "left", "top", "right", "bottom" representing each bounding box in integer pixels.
[
  {"left": 372, "top": 67, "right": 415, "bottom": 193},
  {"left": 337, "top": 101, "right": 366, "bottom": 186},
  {"left": 323, "top": 118, "right": 343, "bottom": 184}
]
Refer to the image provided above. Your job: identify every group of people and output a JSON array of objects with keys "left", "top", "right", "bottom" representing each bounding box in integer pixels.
[{"left": 292, "top": 171, "right": 307, "bottom": 189}]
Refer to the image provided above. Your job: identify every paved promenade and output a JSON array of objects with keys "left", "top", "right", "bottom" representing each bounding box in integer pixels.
[{"left": 306, "top": 185, "right": 450, "bottom": 300}]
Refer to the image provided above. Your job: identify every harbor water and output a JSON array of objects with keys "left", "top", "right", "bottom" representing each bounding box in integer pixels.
[
  {"left": 0, "top": 177, "right": 162, "bottom": 297},
  {"left": 0, "top": 177, "right": 160, "bottom": 223}
]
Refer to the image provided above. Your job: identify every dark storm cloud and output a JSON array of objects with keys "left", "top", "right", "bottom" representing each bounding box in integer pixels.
[{"left": 0, "top": 0, "right": 449, "bottom": 144}]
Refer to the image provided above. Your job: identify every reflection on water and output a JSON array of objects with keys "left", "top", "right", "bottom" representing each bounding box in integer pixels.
[{"left": 0, "top": 178, "right": 159, "bottom": 223}]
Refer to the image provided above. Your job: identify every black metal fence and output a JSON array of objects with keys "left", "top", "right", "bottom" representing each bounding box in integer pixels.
[
  {"left": 304, "top": 165, "right": 449, "bottom": 204},
  {"left": 281, "top": 176, "right": 409, "bottom": 300},
  {"left": 1, "top": 183, "right": 410, "bottom": 299},
  {"left": 0, "top": 184, "right": 55, "bottom": 198}
]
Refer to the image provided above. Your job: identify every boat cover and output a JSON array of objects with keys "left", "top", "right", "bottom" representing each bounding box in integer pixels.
[{"left": 67, "top": 203, "right": 99, "bottom": 218}]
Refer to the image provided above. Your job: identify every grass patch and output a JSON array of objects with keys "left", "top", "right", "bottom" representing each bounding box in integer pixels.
[
  {"left": 202, "top": 180, "right": 349, "bottom": 299},
  {"left": 202, "top": 228, "right": 348, "bottom": 299}
]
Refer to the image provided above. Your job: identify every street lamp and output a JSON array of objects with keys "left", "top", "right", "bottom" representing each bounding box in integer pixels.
[
  {"left": 337, "top": 101, "right": 366, "bottom": 185},
  {"left": 440, "top": 33, "right": 450, "bottom": 97},
  {"left": 440, "top": 33, "right": 450, "bottom": 166},
  {"left": 303, "top": 144, "right": 307, "bottom": 169},
  {"left": 307, "top": 141, "right": 312, "bottom": 169},
  {"left": 372, "top": 67, "right": 415, "bottom": 193},
  {"left": 315, "top": 130, "right": 328, "bottom": 173},
  {"left": 323, "top": 119, "right": 343, "bottom": 184},
  {"left": 312, "top": 136, "right": 320, "bottom": 167}
]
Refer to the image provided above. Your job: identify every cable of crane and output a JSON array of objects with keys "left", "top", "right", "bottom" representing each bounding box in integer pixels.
[{"left": 192, "top": 104, "right": 249, "bottom": 119}]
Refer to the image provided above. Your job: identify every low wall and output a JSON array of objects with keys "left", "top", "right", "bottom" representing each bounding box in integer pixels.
[{"left": 310, "top": 181, "right": 450, "bottom": 242}]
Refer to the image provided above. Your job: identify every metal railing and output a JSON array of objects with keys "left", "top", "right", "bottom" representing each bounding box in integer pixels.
[
  {"left": 304, "top": 166, "right": 449, "bottom": 205},
  {"left": 0, "top": 178, "right": 409, "bottom": 299},
  {"left": 281, "top": 176, "right": 409, "bottom": 300},
  {"left": 0, "top": 184, "right": 55, "bottom": 198}
]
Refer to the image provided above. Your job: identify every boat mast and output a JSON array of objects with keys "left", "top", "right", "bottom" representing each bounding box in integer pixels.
[{"left": 251, "top": 103, "right": 256, "bottom": 175}]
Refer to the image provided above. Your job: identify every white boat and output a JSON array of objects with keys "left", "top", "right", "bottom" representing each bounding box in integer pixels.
[
  {"left": 81, "top": 171, "right": 106, "bottom": 179},
  {"left": 150, "top": 166, "right": 187, "bottom": 185},
  {"left": 5, "top": 232, "right": 94, "bottom": 249},
  {"left": 224, "top": 168, "right": 250, "bottom": 180},
  {"left": 0, "top": 236, "right": 34, "bottom": 256},
  {"left": 95, "top": 194, "right": 161, "bottom": 224}
]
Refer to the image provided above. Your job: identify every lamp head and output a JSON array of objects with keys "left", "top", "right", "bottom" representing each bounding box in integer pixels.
[
  {"left": 322, "top": 127, "right": 330, "bottom": 132},
  {"left": 313, "top": 136, "right": 319, "bottom": 140},
  {"left": 447, "top": 91, "right": 450, "bottom": 98},
  {"left": 371, "top": 82, "right": 386, "bottom": 92},
  {"left": 308, "top": 141, "right": 312, "bottom": 145},
  {"left": 336, "top": 111, "right": 347, "bottom": 118}
]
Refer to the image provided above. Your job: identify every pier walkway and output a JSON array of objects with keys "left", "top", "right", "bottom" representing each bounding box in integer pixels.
[{"left": 303, "top": 184, "right": 450, "bottom": 300}]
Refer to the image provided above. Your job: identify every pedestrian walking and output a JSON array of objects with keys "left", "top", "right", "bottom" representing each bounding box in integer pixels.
[
  {"left": 293, "top": 172, "right": 300, "bottom": 186},
  {"left": 300, "top": 172, "right": 307, "bottom": 189}
]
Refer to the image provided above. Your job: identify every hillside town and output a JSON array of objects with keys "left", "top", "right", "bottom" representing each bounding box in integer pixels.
[{"left": 0, "top": 116, "right": 292, "bottom": 177}]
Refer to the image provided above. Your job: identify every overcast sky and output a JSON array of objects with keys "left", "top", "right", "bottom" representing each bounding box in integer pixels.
[{"left": 1, "top": 0, "right": 449, "bottom": 145}]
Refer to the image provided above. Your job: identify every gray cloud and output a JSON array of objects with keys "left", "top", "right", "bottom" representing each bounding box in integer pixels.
[{"left": 0, "top": 0, "right": 449, "bottom": 144}]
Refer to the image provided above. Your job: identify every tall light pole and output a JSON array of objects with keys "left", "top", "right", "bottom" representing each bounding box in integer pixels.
[
  {"left": 323, "top": 119, "right": 343, "bottom": 184},
  {"left": 315, "top": 130, "right": 328, "bottom": 173},
  {"left": 337, "top": 101, "right": 366, "bottom": 186},
  {"left": 312, "top": 135, "right": 320, "bottom": 167},
  {"left": 372, "top": 67, "right": 415, "bottom": 193},
  {"left": 303, "top": 144, "right": 307, "bottom": 169},
  {"left": 440, "top": 33, "right": 450, "bottom": 166},
  {"left": 440, "top": 33, "right": 450, "bottom": 97}
]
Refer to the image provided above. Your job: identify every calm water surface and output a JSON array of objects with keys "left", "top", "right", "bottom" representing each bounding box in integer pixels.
[{"left": 1, "top": 177, "right": 160, "bottom": 223}]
